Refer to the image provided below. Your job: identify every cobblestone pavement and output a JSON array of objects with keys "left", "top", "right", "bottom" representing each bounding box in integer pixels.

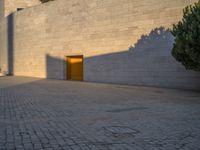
[{"left": 0, "top": 76, "right": 200, "bottom": 150}]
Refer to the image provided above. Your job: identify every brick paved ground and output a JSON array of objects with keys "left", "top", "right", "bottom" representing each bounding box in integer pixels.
[{"left": 0, "top": 76, "right": 200, "bottom": 150}]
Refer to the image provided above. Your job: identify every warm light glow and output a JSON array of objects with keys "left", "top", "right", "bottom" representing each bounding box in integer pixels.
[{"left": 67, "top": 56, "right": 83, "bottom": 81}]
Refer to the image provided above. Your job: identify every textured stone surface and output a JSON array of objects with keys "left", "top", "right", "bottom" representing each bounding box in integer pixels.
[
  {"left": 0, "top": 76, "right": 200, "bottom": 150},
  {"left": 4, "top": 0, "right": 40, "bottom": 17},
  {"left": 0, "top": 0, "right": 200, "bottom": 90},
  {"left": 0, "top": 0, "right": 41, "bottom": 75}
]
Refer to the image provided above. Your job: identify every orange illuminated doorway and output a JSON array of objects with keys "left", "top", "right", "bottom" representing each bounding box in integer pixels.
[{"left": 66, "top": 55, "right": 83, "bottom": 81}]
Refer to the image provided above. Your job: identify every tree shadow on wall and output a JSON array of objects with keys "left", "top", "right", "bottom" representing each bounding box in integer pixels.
[
  {"left": 129, "top": 27, "right": 172, "bottom": 52},
  {"left": 7, "top": 13, "right": 14, "bottom": 75},
  {"left": 84, "top": 27, "right": 199, "bottom": 89}
]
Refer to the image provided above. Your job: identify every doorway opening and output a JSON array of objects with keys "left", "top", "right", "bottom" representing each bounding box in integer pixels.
[{"left": 66, "top": 55, "right": 83, "bottom": 81}]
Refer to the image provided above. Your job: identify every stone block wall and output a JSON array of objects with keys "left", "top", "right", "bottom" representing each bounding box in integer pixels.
[
  {"left": 4, "top": 0, "right": 40, "bottom": 17},
  {"left": 0, "top": 0, "right": 40, "bottom": 74},
  {"left": 0, "top": 0, "right": 200, "bottom": 90}
]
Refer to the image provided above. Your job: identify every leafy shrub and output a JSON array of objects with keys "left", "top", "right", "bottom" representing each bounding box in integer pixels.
[{"left": 171, "top": 1, "right": 200, "bottom": 71}]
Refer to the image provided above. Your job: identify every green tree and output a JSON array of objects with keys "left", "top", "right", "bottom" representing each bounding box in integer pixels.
[
  {"left": 171, "top": 1, "right": 200, "bottom": 71},
  {"left": 39, "top": 0, "right": 54, "bottom": 3}
]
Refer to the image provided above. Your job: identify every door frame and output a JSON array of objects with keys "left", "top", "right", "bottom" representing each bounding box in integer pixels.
[{"left": 65, "top": 55, "right": 84, "bottom": 81}]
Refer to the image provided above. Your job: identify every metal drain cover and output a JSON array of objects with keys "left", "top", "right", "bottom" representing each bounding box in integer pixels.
[
  {"left": 104, "top": 126, "right": 139, "bottom": 137},
  {"left": 107, "top": 107, "right": 148, "bottom": 113}
]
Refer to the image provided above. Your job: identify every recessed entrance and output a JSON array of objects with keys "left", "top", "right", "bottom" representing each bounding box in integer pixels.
[{"left": 66, "top": 55, "right": 83, "bottom": 81}]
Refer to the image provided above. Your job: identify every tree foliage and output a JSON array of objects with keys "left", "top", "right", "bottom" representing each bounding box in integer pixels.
[
  {"left": 171, "top": 1, "right": 200, "bottom": 71},
  {"left": 39, "top": 0, "right": 55, "bottom": 3}
]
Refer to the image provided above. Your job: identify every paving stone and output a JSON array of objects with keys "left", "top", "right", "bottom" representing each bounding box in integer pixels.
[{"left": 0, "top": 77, "right": 200, "bottom": 150}]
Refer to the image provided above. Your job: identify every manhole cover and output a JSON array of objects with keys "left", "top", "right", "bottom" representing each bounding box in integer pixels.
[
  {"left": 104, "top": 126, "right": 139, "bottom": 137},
  {"left": 107, "top": 107, "right": 148, "bottom": 113}
]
